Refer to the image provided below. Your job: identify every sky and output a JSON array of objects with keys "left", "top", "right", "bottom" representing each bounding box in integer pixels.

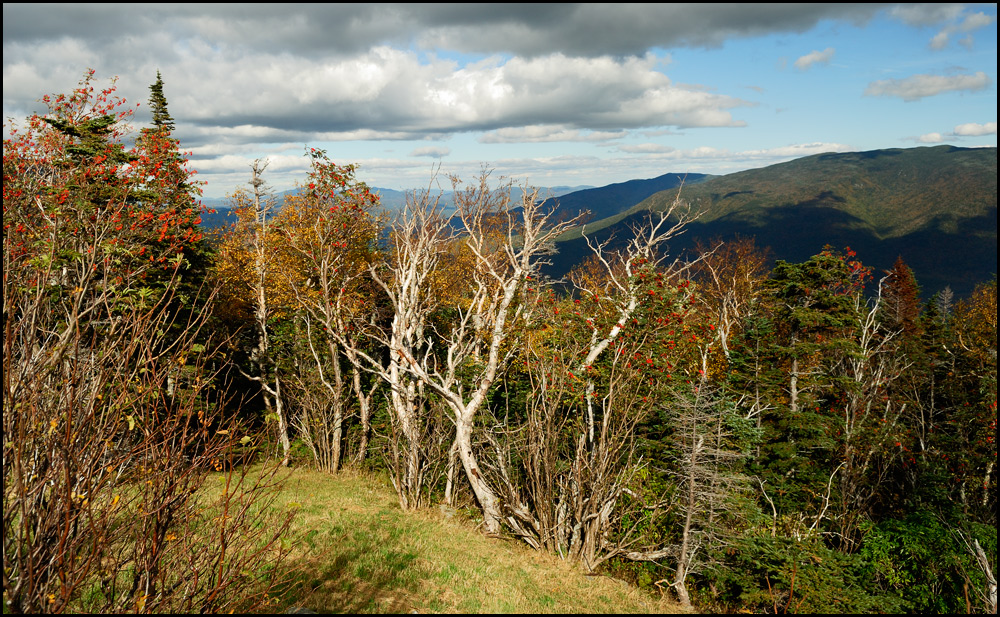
[{"left": 3, "top": 3, "right": 997, "bottom": 199}]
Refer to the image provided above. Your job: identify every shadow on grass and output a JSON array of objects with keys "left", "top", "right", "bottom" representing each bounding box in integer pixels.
[{"left": 274, "top": 508, "right": 429, "bottom": 614}]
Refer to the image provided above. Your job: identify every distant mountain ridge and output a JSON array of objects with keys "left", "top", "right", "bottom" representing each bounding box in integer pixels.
[
  {"left": 370, "top": 184, "right": 595, "bottom": 213},
  {"left": 538, "top": 172, "right": 712, "bottom": 225},
  {"left": 546, "top": 145, "right": 997, "bottom": 298},
  {"left": 198, "top": 183, "right": 596, "bottom": 227}
]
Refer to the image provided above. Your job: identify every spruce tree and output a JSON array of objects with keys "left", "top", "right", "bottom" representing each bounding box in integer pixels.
[
  {"left": 882, "top": 255, "right": 922, "bottom": 338},
  {"left": 148, "top": 70, "right": 175, "bottom": 132},
  {"left": 136, "top": 72, "right": 212, "bottom": 328}
]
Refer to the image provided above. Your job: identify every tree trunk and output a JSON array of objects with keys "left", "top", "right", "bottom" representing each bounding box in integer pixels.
[
  {"left": 455, "top": 415, "right": 502, "bottom": 534},
  {"left": 329, "top": 343, "right": 344, "bottom": 473},
  {"left": 388, "top": 365, "right": 424, "bottom": 510},
  {"left": 444, "top": 439, "right": 459, "bottom": 506},
  {"left": 974, "top": 539, "right": 997, "bottom": 614},
  {"left": 273, "top": 375, "right": 290, "bottom": 466},
  {"left": 673, "top": 433, "right": 701, "bottom": 610},
  {"left": 352, "top": 364, "right": 371, "bottom": 463},
  {"left": 789, "top": 356, "right": 799, "bottom": 416}
]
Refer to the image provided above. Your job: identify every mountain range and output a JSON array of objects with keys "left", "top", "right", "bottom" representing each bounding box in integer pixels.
[{"left": 545, "top": 145, "right": 996, "bottom": 299}]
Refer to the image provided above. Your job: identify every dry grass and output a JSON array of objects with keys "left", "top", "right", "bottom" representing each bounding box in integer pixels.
[{"left": 219, "top": 464, "right": 690, "bottom": 614}]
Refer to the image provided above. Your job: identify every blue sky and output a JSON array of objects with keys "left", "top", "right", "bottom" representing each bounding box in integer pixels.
[{"left": 3, "top": 4, "right": 996, "bottom": 198}]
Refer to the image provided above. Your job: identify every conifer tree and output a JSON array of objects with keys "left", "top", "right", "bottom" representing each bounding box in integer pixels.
[
  {"left": 882, "top": 255, "right": 922, "bottom": 338},
  {"left": 148, "top": 69, "right": 175, "bottom": 132},
  {"left": 134, "top": 71, "right": 212, "bottom": 365},
  {"left": 136, "top": 71, "right": 208, "bottom": 286}
]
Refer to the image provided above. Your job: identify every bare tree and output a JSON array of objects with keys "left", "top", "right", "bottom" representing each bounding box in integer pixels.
[
  {"left": 493, "top": 301, "right": 665, "bottom": 569},
  {"left": 2, "top": 248, "right": 293, "bottom": 614},
  {"left": 412, "top": 173, "right": 585, "bottom": 533},
  {"left": 691, "top": 235, "right": 771, "bottom": 362},
  {"left": 318, "top": 180, "right": 453, "bottom": 509},
  {"left": 659, "top": 384, "right": 750, "bottom": 609},
  {"left": 973, "top": 539, "right": 998, "bottom": 614},
  {"left": 328, "top": 171, "right": 582, "bottom": 526}
]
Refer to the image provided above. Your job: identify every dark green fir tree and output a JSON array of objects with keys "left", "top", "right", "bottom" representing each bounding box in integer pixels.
[{"left": 148, "top": 70, "right": 175, "bottom": 132}]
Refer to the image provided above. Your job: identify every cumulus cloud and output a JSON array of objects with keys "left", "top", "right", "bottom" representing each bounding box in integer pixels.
[
  {"left": 887, "top": 4, "right": 994, "bottom": 50},
  {"left": 864, "top": 72, "right": 992, "bottom": 101},
  {"left": 910, "top": 122, "right": 997, "bottom": 144},
  {"left": 4, "top": 4, "right": 991, "bottom": 198},
  {"left": 794, "top": 47, "right": 835, "bottom": 71},
  {"left": 953, "top": 122, "right": 997, "bottom": 136},
  {"left": 3, "top": 40, "right": 751, "bottom": 147},
  {"left": 928, "top": 31, "right": 951, "bottom": 51}
]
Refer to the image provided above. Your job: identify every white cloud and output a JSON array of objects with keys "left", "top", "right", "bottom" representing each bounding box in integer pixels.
[
  {"left": 794, "top": 47, "right": 835, "bottom": 71},
  {"left": 479, "top": 125, "right": 628, "bottom": 143},
  {"left": 617, "top": 143, "right": 675, "bottom": 154},
  {"left": 736, "top": 142, "right": 854, "bottom": 159},
  {"left": 410, "top": 146, "right": 450, "bottom": 158},
  {"left": 953, "top": 122, "right": 997, "bottom": 136},
  {"left": 888, "top": 4, "right": 965, "bottom": 27},
  {"left": 929, "top": 31, "right": 951, "bottom": 50},
  {"left": 918, "top": 132, "right": 946, "bottom": 143},
  {"left": 962, "top": 11, "right": 996, "bottom": 29},
  {"left": 3, "top": 39, "right": 751, "bottom": 148},
  {"left": 611, "top": 142, "right": 853, "bottom": 163},
  {"left": 5, "top": 4, "right": 992, "bottom": 200},
  {"left": 864, "top": 72, "right": 992, "bottom": 101},
  {"left": 925, "top": 9, "right": 996, "bottom": 50}
]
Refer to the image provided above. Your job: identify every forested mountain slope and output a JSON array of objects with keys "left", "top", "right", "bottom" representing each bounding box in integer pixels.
[{"left": 548, "top": 146, "right": 997, "bottom": 297}]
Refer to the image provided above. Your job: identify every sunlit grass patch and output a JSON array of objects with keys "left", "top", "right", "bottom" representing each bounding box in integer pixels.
[{"left": 247, "top": 464, "right": 688, "bottom": 614}]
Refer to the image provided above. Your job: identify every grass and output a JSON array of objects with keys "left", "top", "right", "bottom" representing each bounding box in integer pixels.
[{"left": 208, "top": 464, "right": 689, "bottom": 614}]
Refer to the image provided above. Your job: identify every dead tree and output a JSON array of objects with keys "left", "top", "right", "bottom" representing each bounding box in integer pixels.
[
  {"left": 321, "top": 181, "right": 454, "bottom": 509},
  {"left": 661, "top": 383, "right": 749, "bottom": 609},
  {"left": 330, "top": 170, "right": 581, "bottom": 527}
]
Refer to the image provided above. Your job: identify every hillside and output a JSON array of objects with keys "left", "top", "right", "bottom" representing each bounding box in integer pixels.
[
  {"left": 547, "top": 146, "right": 997, "bottom": 298},
  {"left": 226, "top": 465, "right": 686, "bottom": 614},
  {"left": 539, "top": 172, "right": 713, "bottom": 224}
]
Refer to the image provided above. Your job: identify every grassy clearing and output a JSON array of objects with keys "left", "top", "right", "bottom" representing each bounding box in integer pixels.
[{"left": 205, "top": 464, "right": 688, "bottom": 614}]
